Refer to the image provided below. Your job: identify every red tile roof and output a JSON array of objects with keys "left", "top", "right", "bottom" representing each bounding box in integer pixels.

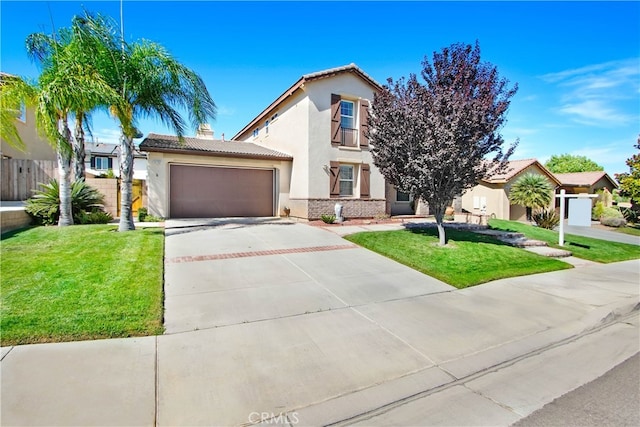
[
  {"left": 483, "top": 158, "right": 561, "bottom": 185},
  {"left": 554, "top": 171, "right": 618, "bottom": 188}
]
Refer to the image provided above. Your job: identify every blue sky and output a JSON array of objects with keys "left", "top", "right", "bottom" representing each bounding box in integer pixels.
[{"left": 1, "top": 1, "right": 638, "bottom": 175}]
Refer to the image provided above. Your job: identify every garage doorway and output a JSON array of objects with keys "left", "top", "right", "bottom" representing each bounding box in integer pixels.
[{"left": 169, "top": 165, "right": 274, "bottom": 218}]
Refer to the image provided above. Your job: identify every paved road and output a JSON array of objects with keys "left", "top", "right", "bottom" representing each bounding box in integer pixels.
[
  {"left": 514, "top": 353, "right": 640, "bottom": 426},
  {"left": 564, "top": 223, "right": 640, "bottom": 245}
]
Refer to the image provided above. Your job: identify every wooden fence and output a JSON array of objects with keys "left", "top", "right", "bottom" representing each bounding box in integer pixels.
[{"left": 1, "top": 159, "right": 57, "bottom": 201}]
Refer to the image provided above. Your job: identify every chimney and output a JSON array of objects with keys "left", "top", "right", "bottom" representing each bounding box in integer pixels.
[
  {"left": 196, "top": 123, "right": 214, "bottom": 139},
  {"left": 221, "top": 133, "right": 225, "bottom": 142}
]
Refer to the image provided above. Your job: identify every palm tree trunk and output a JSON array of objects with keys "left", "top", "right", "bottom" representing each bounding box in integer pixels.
[
  {"left": 118, "top": 134, "right": 136, "bottom": 231},
  {"left": 73, "top": 114, "right": 86, "bottom": 181},
  {"left": 57, "top": 120, "right": 74, "bottom": 226}
]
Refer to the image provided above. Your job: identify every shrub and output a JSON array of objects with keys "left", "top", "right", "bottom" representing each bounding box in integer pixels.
[
  {"left": 137, "top": 208, "right": 163, "bottom": 222},
  {"left": 601, "top": 217, "right": 627, "bottom": 227},
  {"left": 600, "top": 206, "right": 625, "bottom": 227},
  {"left": 532, "top": 208, "right": 560, "bottom": 230},
  {"left": 321, "top": 214, "right": 336, "bottom": 224},
  {"left": 138, "top": 207, "right": 148, "bottom": 222},
  {"left": 75, "top": 210, "right": 113, "bottom": 224},
  {"left": 143, "top": 214, "right": 163, "bottom": 222},
  {"left": 601, "top": 207, "right": 624, "bottom": 219},
  {"left": 592, "top": 201, "right": 605, "bottom": 221},
  {"left": 25, "top": 179, "right": 104, "bottom": 225},
  {"left": 97, "top": 169, "right": 116, "bottom": 179},
  {"left": 619, "top": 205, "right": 639, "bottom": 223}
]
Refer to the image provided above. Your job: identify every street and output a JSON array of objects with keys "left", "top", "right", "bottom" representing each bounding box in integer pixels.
[{"left": 514, "top": 353, "right": 640, "bottom": 426}]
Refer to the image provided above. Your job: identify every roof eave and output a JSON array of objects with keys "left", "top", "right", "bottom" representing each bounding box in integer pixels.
[
  {"left": 140, "top": 146, "right": 292, "bottom": 161},
  {"left": 232, "top": 65, "right": 383, "bottom": 141},
  {"left": 231, "top": 77, "right": 305, "bottom": 140}
]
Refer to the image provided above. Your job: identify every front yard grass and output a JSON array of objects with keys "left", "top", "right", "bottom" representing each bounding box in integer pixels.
[
  {"left": 1, "top": 225, "right": 164, "bottom": 346},
  {"left": 613, "top": 224, "right": 640, "bottom": 237},
  {"left": 344, "top": 227, "right": 572, "bottom": 289},
  {"left": 489, "top": 219, "right": 640, "bottom": 263}
]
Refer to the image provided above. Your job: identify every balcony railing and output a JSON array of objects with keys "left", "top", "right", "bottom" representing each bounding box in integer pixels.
[{"left": 340, "top": 127, "right": 358, "bottom": 147}]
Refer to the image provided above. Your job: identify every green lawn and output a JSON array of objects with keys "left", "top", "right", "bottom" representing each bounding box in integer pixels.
[
  {"left": 344, "top": 227, "right": 572, "bottom": 289},
  {"left": 1, "top": 225, "right": 165, "bottom": 346},
  {"left": 489, "top": 219, "right": 640, "bottom": 263},
  {"left": 613, "top": 225, "right": 640, "bottom": 237}
]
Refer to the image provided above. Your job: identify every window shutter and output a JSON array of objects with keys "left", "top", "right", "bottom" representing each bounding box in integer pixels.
[
  {"left": 331, "top": 94, "right": 341, "bottom": 145},
  {"left": 90, "top": 157, "right": 96, "bottom": 168},
  {"left": 330, "top": 161, "right": 340, "bottom": 197},
  {"left": 359, "top": 100, "right": 369, "bottom": 148},
  {"left": 108, "top": 158, "right": 113, "bottom": 169},
  {"left": 360, "top": 163, "right": 371, "bottom": 199}
]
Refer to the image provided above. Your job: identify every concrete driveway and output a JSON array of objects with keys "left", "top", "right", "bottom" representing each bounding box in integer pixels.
[{"left": 163, "top": 218, "right": 453, "bottom": 333}]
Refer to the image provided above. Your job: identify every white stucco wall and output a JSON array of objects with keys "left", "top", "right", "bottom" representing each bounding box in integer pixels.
[
  {"left": 146, "top": 151, "right": 292, "bottom": 218},
  {"left": 244, "top": 91, "right": 309, "bottom": 199},
  {"left": 461, "top": 183, "right": 509, "bottom": 220}
]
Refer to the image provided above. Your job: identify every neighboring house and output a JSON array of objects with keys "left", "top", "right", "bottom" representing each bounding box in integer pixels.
[
  {"left": 1, "top": 72, "right": 57, "bottom": 204},
  {"left": 554, "top": 171, "right": 618, "bottom": 195},
  {"left": 461, "top": 159, "right": 561, "bottom": 221},
  {"left": 84, "top": 140, "right": 148, "bottom": 180},
  {"left": 0, "top": 73, "right": 56, "bottom": 162},
  {"left": 141, "top": 64, "right": 396, "bottom": 219},
  {"left": 553, "top": 171, "right": 619, "bottom": 216}
]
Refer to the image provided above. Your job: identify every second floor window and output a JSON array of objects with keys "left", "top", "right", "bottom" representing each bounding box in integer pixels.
[
  {"left": 340, "top": 100, "right": 355, "bottom": 129},
  {"left": 93, "top": 156, "right": 112, "bottom": 170}
]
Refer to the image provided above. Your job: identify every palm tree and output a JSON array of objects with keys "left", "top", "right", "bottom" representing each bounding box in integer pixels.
[
  {"left": 509, "top": 173, "right": 554, "bottom": 220},
  {"left": 79, "top": 13, "right": 217, "bottom": 231},
  {"left": 0, "top": 73, "right": 30, "bottom": 151},
  {"left": 19, "top": 21, "right": 120, "bottom": 225},
  {"left": 26, "top": 18, "right": 119, "bottom": 182}
]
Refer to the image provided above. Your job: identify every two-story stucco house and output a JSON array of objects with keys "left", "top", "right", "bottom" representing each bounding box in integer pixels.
[
  {"left": 232, "top": 63, "right": 386, "bottom": 219},
  {"left": 141, "top": 64, "right": 403, "bottom": 220}
]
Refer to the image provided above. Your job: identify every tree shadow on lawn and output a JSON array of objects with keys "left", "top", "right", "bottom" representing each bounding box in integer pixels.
[{"left": 405, "top": 225, "right": 512, "bottom": 246}]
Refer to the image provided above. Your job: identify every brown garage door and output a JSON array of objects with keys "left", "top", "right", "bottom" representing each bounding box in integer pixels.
[{"left": 170, "top": 165, "right": 274, "bottom": 218}]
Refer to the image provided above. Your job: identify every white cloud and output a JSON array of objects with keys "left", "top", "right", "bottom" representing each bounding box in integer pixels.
[
  {"left": 569, "top": 138, "right": 637, "bottom": 175},
  {"left": 540, "top": 58, "right": 640, "bottom": 127},
  {"left": 558, "top": 100, "right": 635, "bottom": 125}
]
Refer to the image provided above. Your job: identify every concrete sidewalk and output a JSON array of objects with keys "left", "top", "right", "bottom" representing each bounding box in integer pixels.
[{"left": 2, "top": 219, "right": 639, "bottom": 426}]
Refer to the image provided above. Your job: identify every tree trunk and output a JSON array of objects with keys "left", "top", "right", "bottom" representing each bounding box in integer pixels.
[
  {"left": 57, "top": 120, "right": 74, "bottom": 227},
  {"left": 118, "top": 134, "right": 136, "bottom": 231},
  {"left": 432, "top": 203, "right": 447, "bottom": 246},
  {"left": 73, "top": 115, "right": 86, "bottom": 181}
]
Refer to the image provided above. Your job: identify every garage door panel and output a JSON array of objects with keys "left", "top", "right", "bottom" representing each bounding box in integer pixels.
[{"left": 170, "top": 165, "right": 274, "bottom": 218}]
